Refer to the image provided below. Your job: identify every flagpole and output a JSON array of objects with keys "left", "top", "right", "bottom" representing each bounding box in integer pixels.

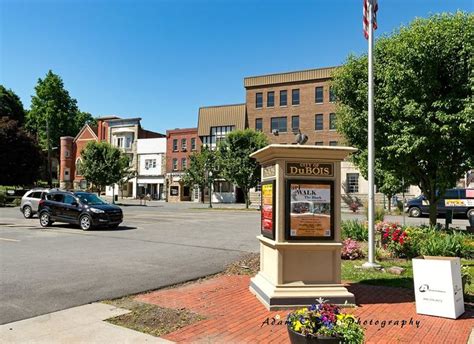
[{"left": 363, "top": 0, "right": 380, "bottom": 268}]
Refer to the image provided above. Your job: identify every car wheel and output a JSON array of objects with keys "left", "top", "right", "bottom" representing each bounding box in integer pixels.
[
  {"left": 39, "top": 212, "right": 52, "bottom": 227},
  {"left": 23, "top": 205, "right": 33, "bottom": 219},
  {"left": 80, "top": 215, "right": 92, "bottom": 231},
  {"left": 409, "top": 207, "right": 422, "bottom": 218},
  {"left": 467, "top": 209, "right": 474, "bottom": 219}
]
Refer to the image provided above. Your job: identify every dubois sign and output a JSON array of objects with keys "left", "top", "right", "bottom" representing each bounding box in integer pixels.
[{"left": 286, "top": 162, "right": 334, "bottom": 177}]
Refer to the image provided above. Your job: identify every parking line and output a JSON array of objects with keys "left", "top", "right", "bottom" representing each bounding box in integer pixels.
[{"left": 0, "top": 237, "right": 20, "bottom": 242}]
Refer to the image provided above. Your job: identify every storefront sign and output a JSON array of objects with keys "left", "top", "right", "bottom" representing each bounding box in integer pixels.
[
  {"left": 286, "top": 162, "right": 333, "bottom": 177},
  {"left": 261, "top": 181, "right": 275, "bottom": 240},
  {"left": 286, "top": 180, "right": 334, "bottom": 240}
]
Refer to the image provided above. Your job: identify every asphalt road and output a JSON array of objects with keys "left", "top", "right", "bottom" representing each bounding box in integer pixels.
[
  {"left": 0, "top": 203, "right": 260, "bottom": 325},
  {"left": 0, "top": 203, "right": 470, "bottom": 325}
]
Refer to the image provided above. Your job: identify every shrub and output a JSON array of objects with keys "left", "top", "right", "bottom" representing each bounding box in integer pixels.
[
  {"left": 363, "top": 201, "right": 386, "bottom": 222},
  {"left": 0, "top": 191, "right": 5, "bottom": 206},
  {"left": 341, "top": 220, "right": 368, "bottom": 241},
  {"left": 376, "top": 222, "right": 409, "bottom": 257},
  {"left": 12, "top": 198, "right": 21, "bottom": 207},
  {"left": 341, "top": 239, "right": 365, "bottom": 260}
]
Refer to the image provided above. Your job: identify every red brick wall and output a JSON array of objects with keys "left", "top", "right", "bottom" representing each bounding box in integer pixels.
[
  {"left": 166, "top": 128, "right": 201, "bottom": 173},
  {"left": 246, "top": 79, "right": 341, "bottom": 145}
]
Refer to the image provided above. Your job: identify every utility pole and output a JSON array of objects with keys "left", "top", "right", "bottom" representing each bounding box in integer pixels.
[{"left": 46, "top": 118, "right": 53, "bottom": 188}]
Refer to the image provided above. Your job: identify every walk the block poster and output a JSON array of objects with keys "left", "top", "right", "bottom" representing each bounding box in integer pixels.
[
  {"left": 287, "top": 181, "right": 334, "bottom": 240},
  {"left": 261, "top": 181, "right": 275, "bottom": 239}
]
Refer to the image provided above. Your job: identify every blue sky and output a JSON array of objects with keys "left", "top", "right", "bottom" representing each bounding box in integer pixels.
[{"left": 1, "top": 0, "right": 472, "bottom": 133}]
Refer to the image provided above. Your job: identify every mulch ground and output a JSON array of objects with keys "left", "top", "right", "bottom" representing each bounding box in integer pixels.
[{"left": 135, "top": 274, "right": 474, "bottom": 344}]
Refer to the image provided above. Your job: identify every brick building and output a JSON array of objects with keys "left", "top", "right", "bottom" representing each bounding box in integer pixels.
[
  {"left": 60, "top": 116, "right": 116, "bottom": 190},
  {"left": 244, "top": 67, "right": 340, "bottom": 146},
  {"left": 60, "top": 116, "right": 164, "bottom": 196},
  {"left": 165, "top": 128, "right": 201, "bottom": 202}
]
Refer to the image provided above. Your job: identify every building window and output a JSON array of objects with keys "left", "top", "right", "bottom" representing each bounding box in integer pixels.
[
  {"left": 329, "top": 86, "right": 336, "bottom": 102},
  {"left": 181, "top": 138, "right": 187, "bottom": 151},
  {"left": 172, "top": 139, "right": 178, "bottom": 151},
  {"left": 170, "top": 186, "right": 179, "bottom": 196},
  {"left": 75, "top": 158, "right": 82, "bottom": 176},
  {"left": 172, "top": 158, "right": 178, "bottom": 171},
  {"left": 145, "top": 159, "right": 157, "bottom": 169},
  {"left": 125, "top": 136, "right": 132, "bottom": 148},
  {"left": 315, "top": 114, "right": 324, "bottom": 130},
  {"left": 267, "top": 91, "right": 274, "bottom": 107},
  {"left": 181, "top": 158, "right": 187, "bottom": 170},
  {"left": 347, "top": 173, "right": 359, "bottom": 193},
  {"left": 191, "top": 138, "right": 196, "bottom": 151},
  {"left": 210, "top": 126, "right": 235, "bottom": 147},
  {"left": 256, "top": 92, "right": 263, "bottom": 108},
  {"left": 117, "top": 137, "right": 124, "bottom": 148},
  {"left": 329, "top": 141, "right": 338, "bottom": 146},
  {"left": 329, "top": 113, "right": 336, "bottom": 130},
  {"left": 291, "top": 116, "right": 299, "bottom": 132},
  {"left": 280, "top": 90, "right": 287, "bottom": 106},
  {"left": 315, "top": 141, "right": 324, "bottom": 146},
  {"left": 271, "top": 117, "right": 287, "bottom": 133},
  {"left": 292, "top": 89, "right": 300, "bottom": 105},
  {"left": 255, "top": 118, "right": 263, "bottom": 131},
  {"left": 315, "top": 86, "right": 324, "bottom": 103}
]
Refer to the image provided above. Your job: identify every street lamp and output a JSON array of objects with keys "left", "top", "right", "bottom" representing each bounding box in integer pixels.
[{"left": 207, "top": 170, "right": 213, "bottom": 208}]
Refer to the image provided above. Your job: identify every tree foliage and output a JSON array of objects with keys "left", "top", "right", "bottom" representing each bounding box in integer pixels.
[
  {"left": 0, "top": 118, "right": 43, "bottom": 185},
  {"left": 79, "top": 141, "right": 125, "bottom": 194},
  {"left": 182, "top": 146, "right": 220, "bottom": 203},
  {"left": 26, "top": 70, "right": 94, "bottom": 150},
  {"left": 219, "top": 129, "right": 268, "bottom": 208},
  {"left": 333, "top": 12, "right": 474, "bottom": 225},
  {"left": 0, "top": 86, "right": 26, "bottom": 125}
]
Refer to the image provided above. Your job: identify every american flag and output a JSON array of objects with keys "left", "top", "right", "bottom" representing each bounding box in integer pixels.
[{"left": 363, "top": 0, "right": 378, "bottom": 39}]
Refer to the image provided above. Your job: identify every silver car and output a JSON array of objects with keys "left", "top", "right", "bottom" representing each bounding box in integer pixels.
[{"left": 20, "top": 188, "right": 50, "bottom": 218}]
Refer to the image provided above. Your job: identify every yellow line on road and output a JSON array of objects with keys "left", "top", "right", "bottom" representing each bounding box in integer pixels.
[{"left": 0, "top": 237, "right": 20, "bottom": 242}]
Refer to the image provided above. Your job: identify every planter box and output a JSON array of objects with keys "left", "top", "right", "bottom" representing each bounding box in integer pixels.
[
  {"left": 287, "top": 327, "right": 341, "bottom": 344},
  {"left": 412, "top": 256, "right": 465, "bottom": 319}
]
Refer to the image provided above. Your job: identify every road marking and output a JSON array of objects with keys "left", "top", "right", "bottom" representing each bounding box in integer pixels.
[{"left": 0, "top": 237, "right": 20, "bottom": 242}]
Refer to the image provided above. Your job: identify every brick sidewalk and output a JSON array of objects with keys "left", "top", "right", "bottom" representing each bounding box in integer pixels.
[{"left": 136, "top": 275, "right": 474, "bottom": 344}]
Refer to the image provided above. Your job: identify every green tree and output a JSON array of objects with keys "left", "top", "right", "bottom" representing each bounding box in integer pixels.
[
  {"left": 182, "top": 146, "right": 220, "bottom": 206},
  {"left": 0, "top": 86, "right": 26, "bottom": 125},
  {"left": 0, "top": 118, "right": 43, "bottom": 186},
  {"left": 219, "top": 129, "right": 268, "bottom": 208},
  {"left": 26, "top": 70, "right": 93, "bottom": 150},
  {"left": 79, "top": 141, "right": 124, "bottom": 196},
  {"left": 333, "top": 12, "right": 474, "bottom": 225}
]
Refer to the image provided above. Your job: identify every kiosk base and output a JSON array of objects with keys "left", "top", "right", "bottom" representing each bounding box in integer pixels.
[{"left": 249, "top": 273, "right": 355, "bottom": 310}]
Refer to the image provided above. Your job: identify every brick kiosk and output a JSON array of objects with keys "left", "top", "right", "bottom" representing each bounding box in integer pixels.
[{"left": 249, "top": 144, "right": 356, "bottom": 310}]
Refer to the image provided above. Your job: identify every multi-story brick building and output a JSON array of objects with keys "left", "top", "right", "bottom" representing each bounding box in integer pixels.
[
  {"left": 244, "top": 66, "right": 340, "bottom": 146},
  {"left": 60, "top": 116, "right": 164, "bottom": 197},
  {"left": 165, "top": 128, "right": 201, "bottom": 202},
  {"left": 60, "top": 116, "right": 117, "bottom": 190}
]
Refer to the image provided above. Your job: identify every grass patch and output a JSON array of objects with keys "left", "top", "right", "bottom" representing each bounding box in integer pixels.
[{"left": 104, "top": 296, "right": 204, "bottom": 337}]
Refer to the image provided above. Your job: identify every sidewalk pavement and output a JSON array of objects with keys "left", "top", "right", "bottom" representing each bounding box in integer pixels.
[
  {"left": 0, "top": 303, "right": 173, "bottom": 344},
  {"left": 136, "top": 275, "right": 474, "bottom": 344}
]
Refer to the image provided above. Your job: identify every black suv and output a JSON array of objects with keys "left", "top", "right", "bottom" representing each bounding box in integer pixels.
[{"left": 38, "top": 191, "right": 123, "bottom": 230}]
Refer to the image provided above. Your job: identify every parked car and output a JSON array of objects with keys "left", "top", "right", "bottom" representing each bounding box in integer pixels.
[
  {"left": 20, "top": 188, "right": 50, "bottom": 218},
  {"left": 405, "top": 188, "right": 474, "bottom": 218},
  {"left": 38, "top": 190, "right": 123, "bottom": 230}
]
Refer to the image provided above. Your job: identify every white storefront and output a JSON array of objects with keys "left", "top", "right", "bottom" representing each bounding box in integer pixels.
[{"left": 136, "top": 138, "right": 166, "bottom": 200}]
